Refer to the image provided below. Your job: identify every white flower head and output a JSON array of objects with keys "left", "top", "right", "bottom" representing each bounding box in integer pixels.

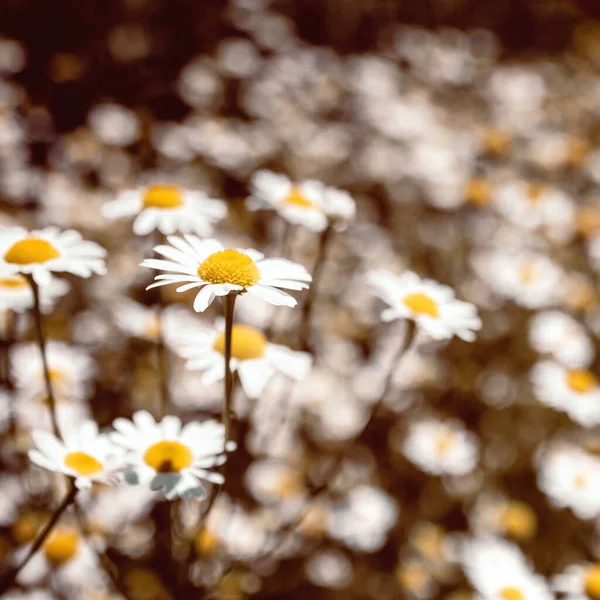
[
  {"left": 88, "top": 103, "right": 140, "bottom": 147},
  {"left": 0, "top": 227, "right": 106, "bottom": 286},
  {"left": 111, "top": 410, "right": 227, "bottom": 500},
  {"left": 141, "top": 235, "right": 311, "bottom": 312},
  {"left": 0, "top": 273, "right": 69, "bottom": 313},
  {"left": 403, "top": 418, "right": 479, "bottom": 476},
  {"left": 529, "top": 311, "right": 594, "bottom": 368},
  {"left": 368, "top": 270, "right": 481, "bottom": 341},
  {"left": 247, "top": 170, "right": 355, "bottom": 231},
  {"left": 245, "top": 459, "right": 305, "bottom": 506},
  {"left": 172, "top": 318, "right": 312, "bottom": 398},
  {"left": 28, "top": 420, "right": 123, "bottom": 489},
  {"left": 102, "top": 184, "right": 227, "bottom": 236},
  {"left": 531, "top": 361, "right": 600, "bottom": 427},
  {"left": 553, "top": 562, "right": 600, "bottom": 600},
  {"left": 537, "top": 446, "right": 600, "bottom": 519}
]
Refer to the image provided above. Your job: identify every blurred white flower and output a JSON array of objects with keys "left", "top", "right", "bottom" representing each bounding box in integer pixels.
[
  {"left": 102, "top": 184, "right": 226, "bottom": 237},
  {"left": 88, "top": 103, "right": 140, "bottom": 147},
  {"left": 368, "top": 270, "right": 481, "bottom": 341},
  {"left": 0, "top": 227, "right": 106, "bottom": 286},
  {"left": 245, "top": 459, "right": 304, "bottom": 508},
  {"left": 306, "top": 549, "right": 354, "bottom": 589},
  {"left": 554, "top": 563, "right": 600, "bottom": 600},
  {"left": 403, "top": 418, "right": 479, "bottom": 476},
  {"left": 0, "top": 273, "right": 68, "bottom": 313}
]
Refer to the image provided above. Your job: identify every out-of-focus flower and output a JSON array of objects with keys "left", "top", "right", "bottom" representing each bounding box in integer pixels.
[
  {"left": 248, "top": 170, "right": 355, "bottom": 232},
  {"left": 306, "top": 549, "right": 354, "bottom": 589},
  {"left": 470, "top": 495, "right": 538, "bottom": 542},
  {"left": 87, "top": 103, "right": 140, "bottom": 147},
  {"left": 102, "top": 184, "right": 226, "bottom": 236},
  {"left": 403, "top": 418, "right": 479, "bottom": 476},
  {"left": 554, "top": 563, "right": 600, "bottom": 600},
  {"left": 245, "top": 459, "right": 304, "bottom": 508},
  {"left": 461, "top": 538, "right": 552, "bottom": 600},
  {"left": 396, "top": 558, "right": 436, "bottom": 599},
  {"left": 0, "top": 39, "right": 26, "bottom": 74},
  {"left": 172, "top": 319, "right": 311, "bottom": 398},
  {"left": 537, "top": 446, "right": 600, "bottom": 519},
  {"left": 0, "top": 273, "right": 69, "bottom": 313},
  {"left": 141, "top": 236, "right": 311, "bottom": 312},
  {"left": 471, "top": 250, "right": 563, "bottom": 309},
  {"left": 368, "top": 270, "right": 481, "bottom": 341},
  {"left": 0, "top": 227, "right": 106, "bottom": 286},
  {"left": 111, "top": 411, "right": 227, "bottom": 500},
  {"left": 529, "top": 311, "right": 594, "bottom": 368},
  {"left": 28, "top": 420, "right": 123, "bottom": 489},
  {"left": 531, "top": 361, "right": 600, "bottom": 427},
  {"left": 326, "top": 485, "right": 398, "bottom": 552}
]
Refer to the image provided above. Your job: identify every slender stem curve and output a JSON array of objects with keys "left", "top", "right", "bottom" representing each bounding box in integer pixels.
[{"left": 222, "top": 293, "right": 236, "bottom": 446}]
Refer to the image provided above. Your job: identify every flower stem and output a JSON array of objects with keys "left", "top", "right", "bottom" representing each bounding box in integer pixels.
[
  {"left": 299, "top": 224, "right": 334, "bottom": 351},
  {"left": 156, "top": 307, "right": 170, "bottom": 417},
  {"left": 222, "top": 293, "right": 237, "bottom": 446},
  {"left": 0, "top": 484, "right": 78, "bottom": 594},
  {"left": 27, "top": 275, "right": 60, "bottom": 438}
]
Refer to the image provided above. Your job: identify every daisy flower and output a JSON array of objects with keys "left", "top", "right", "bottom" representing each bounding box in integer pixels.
[
  {"left": 28, "top": 420, "right": 122, "bottom": 489},
  {"left": 554, "top": 563, "right": 600, "bottom": 600},
  {"left": 461, "top": 537, "right": 553, "bottom": 600},
  {"left": 470, "top": 494, "right": 538, "bottom": 542},
  {"left": 531, "top": 361, "right": 600, "bottom": 427},
  {"left": 111, "top": 410, "right": 227, "bottom": 500},
  {"left": 403, "top": 418, "right": 479, "bottom": 476},
  {"left": 537, "top": 446, "right": 600, "bottom": 519},
  {"left": 367, "top": 270, "right": 481, "bottom": 341},
  {"left": 141, "top": 235, "right": 311, "bottom": 312},
  {"left": 0, "top": 227, "right": 106, "bottom": 286},
  {"left": 0, "top": 273, "right": 69, "bottom": 313},
  {"left": 102, "top": 184, "right": 227, "bottom": 236},
  {"left": 528, "top": 311, "right": 594, "bottom": 369},
  {"left": 247, "top": 170, "right": 356, "bottom": 232},
  {"left": 245, "top": 459, "right": 305, "bottom": 506},
  {"left": 171, "top": 318, "right": 312, "bottom": 397}
]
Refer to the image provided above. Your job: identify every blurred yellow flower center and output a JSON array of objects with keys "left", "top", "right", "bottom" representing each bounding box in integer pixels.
[
  {"left": 397, "top": 563, "right": 428, "bottom": 592},
  {"left": 142, "top": 185, "right": 183, "bottom": 209},
  {"left": 44, "top": 529, "right": 79, "bottom": 566},
  {"left": 574, "top": 474, "right": 588, "bottom": 488},
  {"left": 12, "top": 511, "right": 46, "bottom": 544},
  {"left": 198, "top": 250, "right": 260, "bottom": 288},
  {"left": 273, "top": 470, "right": 303, "bottom": 499},
  {"left": 0, "top": 275, "right": 28, "bottom": 288},
  {"left": 584, "top": 565, "right": 600, "bottom": 600},
  {"left": 284, "top": 186, "right": 314, "bottom": 208},
  {"left": 500, "top": 502, "right": 537, "bottom": 541},
  {"left": 48, "top": 368, "right": 66, "bottom": 384},
  {"left": 435, "top": 431, "right": 454, "bottom": 455},
  {"left": 466, "top": 178, "right": 492, "bottom": 206},
  {"left": 567, "top": 369, "right": 598, "bottom": 393},
  {"left": 403, "top": 293, "right": 439, "bottom": 318},
  {"left": 527, "top": 182, "right": 547, "bottom": 204},
  {"left": 499, "top": 587, "right": 524, "bottom": 600},
  {"left": 4, "top": 238, "right": 61, "bottom": 265},
  {"left": 482, "top": 127, "right": 512, "bottom": 156},
  {"left": 519, "top": 260, "right": 538, "bottom": 284},
  {"left": 213, "top": 324, "right": 267, "bottom": 360},
  {"left": 194, "top": 529, "right": 220, "bottom": 557},
  {"left": 144, "top": 440, "right": 193, "bottom": 473},
  {"left": 414, "top": 524, "right": 445, "bottom": 559},
  {"left": 64, "top": 451, "right": 103, "bottom": 476}
]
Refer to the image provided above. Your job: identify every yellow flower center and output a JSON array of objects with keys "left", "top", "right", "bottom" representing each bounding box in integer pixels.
[
  {"left": 577, "top": 206, "right": 600, "bottom": 238},
  {"left": 574, "top": 474, "right": 588, "bottom": 489},
  {"left": 194, "top": 529, "right": 220, "bottom": 557},
  {"left": 584, "top": 565, "right": 600, "bottom": 600},
  {"left": 499, "top": 587, "right": 524, "bottom": 600},
  {"left": 414, "top": 524, "right": 445, "bottom": 559},
  {"left": 283, "top": 186, "right": 315, "bottom": 209},
  {"left": 142, "top": 184, "right": 184, "bottom": 209},
  {"left": 482, "top": 127, "right": 512, "bottom": 156},
  {"left": 403, "top": 293, "right": 439, "bottom": 318},
  {"left": 527, "top": 182, "right": 547, "bottom": 204},
  {"left": 143, "top": 440, "right": 193, "bottom": 473},
  {"left": 64, "top": 451, "right": 104, "bottom": 476},
  {"left": 4, "top": 238, "right": 61, "bottom": 265},
  {"left": 197, "top": 249, "right": 260, "bottom": 288},
  {"left": 0, "top": 275, "right": 28, "bottom": 288},
  {"left": 500, "top": 502, "right": 537, "bottom": 541},
  {"left": 143, "top": 315, "right": 161, "bottom": 340},
  {"left": 44, "top": 528, "right": 80, "bottom": 566},
  {"left": 12, "top": 511, "right": 46, "bottom": 544},
  {"left": 396, "top": 563, "right": 429, "bottom": 592},
  {"left": 519, "top": 260, "right": 538, "bottom": 284},
  {"left": 466, "top": 178, "right": 492, "bottom": 206},
  {"left": 212, "top": 324, "right": 267, "bottom": 360},
  {"left": 435, "top": 431, "right": 455, "bottom": 455},
  {"left": 567, "top": 369, "right": 598, "bottom": 394}
]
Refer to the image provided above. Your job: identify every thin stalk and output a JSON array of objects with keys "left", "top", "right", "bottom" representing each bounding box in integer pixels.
[
  {"left": 0, "top": 485, "right": 78, "bottom": 594},
  {"left": 27, "top": 275, "right": 60, "bottom": 438},
  {"left": 299, "top": 224, "right": 334, "bottom": 351},
  {"left": 222, "top": 293, "right": 237, "bottom": 446},
  {"left": 156, "top": 307, "right": 170, "bottom": 417}
]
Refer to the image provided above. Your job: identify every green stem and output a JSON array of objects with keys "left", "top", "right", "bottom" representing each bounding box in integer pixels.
[
  {"left": 156, "top": 307, "right": 170, "bottom": 417},
  {"left": 222, "top": 293, "right": 237, "bottom": 446},
  {"left": 27, "top": 276, "right": 60, "bottom": 438}
]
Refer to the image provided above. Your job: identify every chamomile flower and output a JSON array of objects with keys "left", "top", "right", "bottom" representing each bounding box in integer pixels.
[
  {"left": 461, "top": 537, "right": 553, "bottom": 600},
  {"left": 111, "top": 410, "right": 227, "bottom": 500},
  {"left": 245, "top": 459, "right": 305, "bottom": 507},
  {"left": 11, "top": 341, "right": 95, "bottom": 404},
  {"left": 0, "top": 273, "right": 69, "bottom": 313},
  {"left": 403, "top": 418, "right": 479, "bottom": 476},
  {"left": 470, "top": 494, "right": 538, "bottom": 542},
  {"left": 28, "top": 420, "right": 122, "bottom": 489},
  {"left": 537, "top": 446, "right": 600, "bottom": 519},
  {"left": 0, "top": 227, "right": 106, "bottom": 286},
  {"left": 531, "top": 361, "right": 600, "bottom": 427},
  {"left": 367, "top": 270, "right": 481, "bottom": 341},
  {"left": 553, "top": 563, "right": 600, "bottom": 600},
  {"left": 247, "top": 170, "right": 356, "bottom": 231},
  {"left": 102, "top": 184, "right": 227, "bottom": 236},
  {"left": 529, "top": 311, "right": 594, "bottom": 368},
  {"left": 141, "top": 235, "right": 311, "bottom": 312},
  {"left": 172, "top": 318, "right": 312, "bottom": 398}
]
